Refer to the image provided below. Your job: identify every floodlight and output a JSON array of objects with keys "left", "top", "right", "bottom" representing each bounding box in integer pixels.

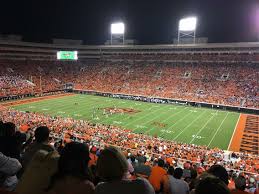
[
  {"left": 179, "top": 17, "right": 197, "bottom": 31},
  {"left": 111, "top": 22, "right": 125, "bottom": 34}
]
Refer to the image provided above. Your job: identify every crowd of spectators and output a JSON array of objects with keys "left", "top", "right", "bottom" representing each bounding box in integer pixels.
[
  {"left": 0, "top": 109, "right": 258, "bottom": 194},
  {"left": 0, "top": 56, "right": 258, "bottom": 109},
  {"left": 0, "top": 60, "right": 65, "bottom": 97},
  {"left": 73, "top": 62, "right": 258, "bottom": 109},
  {"left": 0, "top": 76, "right": 33, "bottom": 97}
]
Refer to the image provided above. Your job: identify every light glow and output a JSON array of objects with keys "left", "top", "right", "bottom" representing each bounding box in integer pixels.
[
  {"left": 111, "top": 22, "right": 125, "bottom": 34},
  {"left": 179, "top": 17, "right": 197, "bottom": 31}
]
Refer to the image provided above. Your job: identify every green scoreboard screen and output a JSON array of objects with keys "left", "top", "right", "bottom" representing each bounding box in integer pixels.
[{"left": 57, "top": 51, "right": 78, "bottom": 60}]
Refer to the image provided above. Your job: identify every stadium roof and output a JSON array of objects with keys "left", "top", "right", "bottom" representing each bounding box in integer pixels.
[{"left": 1, "top": 40, "right": 259, "bottom": 50}]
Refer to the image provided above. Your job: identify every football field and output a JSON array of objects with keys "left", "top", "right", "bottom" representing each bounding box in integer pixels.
[{"left": 11, "top": 94, "right": 240, "bottom": 150}]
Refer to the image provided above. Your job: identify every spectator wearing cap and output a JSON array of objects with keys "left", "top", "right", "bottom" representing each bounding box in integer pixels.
[
  {"left": 134, "top": 155, "right": 151, "bottom": 178},
  {"left": 95, "top": 146, "right": 155, "bottom": 194},
  {"left": 21, "top": 126, "right": 54, "bottom": 170},
  {"left": 231, "top": 175, "right": 250, "bottom": 194}
]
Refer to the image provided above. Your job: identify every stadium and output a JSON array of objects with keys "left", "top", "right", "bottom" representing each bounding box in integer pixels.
[{"left": 0, "top": 1, "right": 259, "bottom": 194}]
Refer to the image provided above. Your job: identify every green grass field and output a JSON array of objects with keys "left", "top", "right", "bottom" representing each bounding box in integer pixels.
[{"left": 11, "top": 94, "right": 240, "bottom": 150}]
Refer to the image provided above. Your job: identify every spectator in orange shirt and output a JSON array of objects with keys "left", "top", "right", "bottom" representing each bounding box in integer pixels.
[
  {"left": 88, "top": 146, "right": 98, "bottom": 167},
  {"left": 148, "top": 159, "right": 167, "bottom": 193}
]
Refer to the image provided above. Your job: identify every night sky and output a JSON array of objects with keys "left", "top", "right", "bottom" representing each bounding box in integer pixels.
[{"left": 1, "top": 0, "right": 259, "bottom": 45}]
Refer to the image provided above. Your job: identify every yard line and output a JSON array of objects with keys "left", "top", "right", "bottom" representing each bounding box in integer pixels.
[
  {"left": 77, "top": 98, "right": 125, "bottom": 122},
  {"left": 124, "top": 105, "right": 170, "bottom": 129},
  {"left": 207, "top": 112, "right": 230, "bottom": 147},
  {"left": 19, "top": 97, "right": 87, "bottom": 113},
  {"left": 227, "top": 113, "right": 241, "bottom": 150},
  {"left": 143, "top": 107, "right": 188, "bottom": 134},
  {"left": 156, "top": 108, "right": 195, "bottom": 136},
  {"left": 43, "top": 99, "right": 95, "bottom": 116},
  {"left": 23, "top": 95, "right": 116, "bottom": 120},
  {"left": 189, "top": 110, "right": 218, "bottom": 144},
  {"left": 172, "top": 109, "right": 207, "bottom": 141}
]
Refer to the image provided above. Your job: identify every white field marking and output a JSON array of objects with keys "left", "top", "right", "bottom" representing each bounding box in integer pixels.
[
  {"left": 69, "top": 97, "right": 120, "bottom": 122},
  {"left": 120, "top": 105, "right": 169, "bottom": 126},
  {"left": 42, "top": 108, "right": 49, "bottom": 111},
  {"left": 16, "top": 96, "right": 83, "bottom": 117},
  {"left": 148, "top": 107, "right": 153, "bottom": 110},
  {"left": 126, "top": 106, "right": 176, "bottom": 131},
  {"left": 189, "top": 110, "right": 218, "bottom": 144},
  {"left": 135, "top": 125, "right": 148, "bottom": 129},
  {"left": 113, "top": 121, "right": 122, "bottom": 124},
  {"left": 207, "top": 112, "right": 230, "bottom": 147},
  {"left": 28, "top": 106, "right": 35, "bottom": 109},
  {"left": 173, "top": 110, "right": 207, "bottom": 140},
  {"left": 161, "top": 129, "right": 174, "bottom": 134},
  {"left": 123, "top": 105, "right": 169, "bottom": 129},
  {"left": 98, "top": 100, "right": 155, "bottom": 125},
  {"left": 191, "top": 135, "right": 205, "bottom": 139},
  {"left": 48, "top": 96, "right": 96, "bottom": 111},
  {"left": 57, "top": 111, "right": 65, "bottom": 114},
  {"left": 227, "top": 113, "right": 241, "bottom": 150},
  {"left": 133, "top": 106, "right": 184, "bottom": 134},
  {"left": 74, "top": 114, "right": 82, "bottom": 117},
  {"left": 148, "top": 104, "right": 163, "bottom": 110},
  {"left": 46, "top": 97, "right": 96, "bottom": 116},
  {"left": 28, "top": 96, "right": 86, "bottom": 112},
  {"left": 154, "top": 109, "right": 194, "bottom": 135}
]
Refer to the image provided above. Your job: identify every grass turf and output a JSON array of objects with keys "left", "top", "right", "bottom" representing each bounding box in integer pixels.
[{"left": 11, "top": 94, "right": 240, "bottom": 150}]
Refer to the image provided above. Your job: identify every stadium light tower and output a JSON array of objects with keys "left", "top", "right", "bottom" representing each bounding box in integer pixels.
[
  {"left": 178, "top": 17, "right": 197, "bottom": 44},
  {"left": 111, "top": 22, "right": 125, "bottom": 45}
]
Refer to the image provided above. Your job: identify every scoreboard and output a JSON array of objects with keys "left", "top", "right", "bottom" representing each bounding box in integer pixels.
[{"left": 57, "top": 51, "right": 78, "bottom": 60}]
